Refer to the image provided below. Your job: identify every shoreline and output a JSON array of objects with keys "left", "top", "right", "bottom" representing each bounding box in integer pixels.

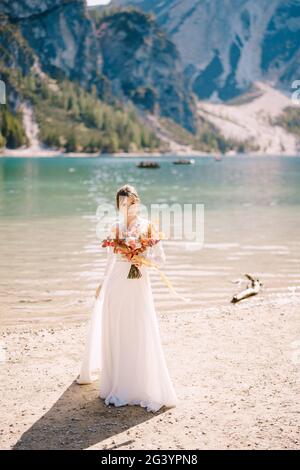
[
  {"left": 0, "top": 148, "right": 299, "bottom": 159},
  {"left": 1, "top": 292, "right": 299, "bottom": 331}
]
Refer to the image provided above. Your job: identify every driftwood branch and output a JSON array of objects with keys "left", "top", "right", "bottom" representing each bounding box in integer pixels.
[{"left": 231, "top": 273, "right": 263, "bottom": 303}]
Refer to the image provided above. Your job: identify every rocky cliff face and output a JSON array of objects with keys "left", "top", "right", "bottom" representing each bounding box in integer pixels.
[
  {"left": 0, "top": 0, "right": 107, "bottom": 97},
  {"left": 0, "top": 0, "right": 196, "bottom": 132},
  {"left": 261, "top": 0, "right": 300, "bottom": 88},
  {"left": 110, "top": 0, "right": 300, "bottom": 101},
  {"left": 0, "top": 18, "right": 36, "bottom": 111},
  {"left": 94, "top": 9, "right": 196, "bottom": 132}
]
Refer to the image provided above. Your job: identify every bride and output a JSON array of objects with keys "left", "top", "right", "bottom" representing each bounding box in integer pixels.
[{"left": 76, "top": 184, "right": 179, "bottom": 413}]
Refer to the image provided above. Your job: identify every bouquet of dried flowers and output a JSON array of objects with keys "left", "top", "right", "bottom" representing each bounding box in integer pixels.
[{"left": 101, "top": 224, "right": 161, "bottom": 279}]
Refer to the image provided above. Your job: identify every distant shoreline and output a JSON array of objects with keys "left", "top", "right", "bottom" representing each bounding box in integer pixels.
[
  {"left": 0, "top": 151, "right": 211, "bottom": 158},
  {"left": 0, "top": 147, "right": 215, "bottom": 158},
  {"left": 0, "top": 148, "right": 299, "bottom": 158}
]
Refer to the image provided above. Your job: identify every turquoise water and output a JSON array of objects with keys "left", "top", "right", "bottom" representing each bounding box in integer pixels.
[
  {"left": 1, "top": 155, "right": 300, "bottom": 217},
  {"left": 0, "top": 155, "right": 300, "bottom": 325}
]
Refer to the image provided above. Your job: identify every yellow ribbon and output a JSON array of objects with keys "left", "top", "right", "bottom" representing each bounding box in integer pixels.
[{"left": 132, "top": 255, "right": 191, "bottom": 304}]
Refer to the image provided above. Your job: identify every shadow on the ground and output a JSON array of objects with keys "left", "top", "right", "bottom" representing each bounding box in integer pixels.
[{"left": 13, "top": 380, "right": 167, "bottom": 450}]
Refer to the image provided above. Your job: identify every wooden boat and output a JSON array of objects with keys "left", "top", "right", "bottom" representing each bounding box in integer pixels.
[
  {"left": 136, "top": 161, "right": 160, "bottom": 169},
  {"left": 172, "top": 158, "right": 195, "bottom": 165}
]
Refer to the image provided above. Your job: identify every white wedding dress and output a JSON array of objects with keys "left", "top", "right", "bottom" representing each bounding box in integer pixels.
[{"left": 76, "top": 215, "right": 179, "bottom": 413}]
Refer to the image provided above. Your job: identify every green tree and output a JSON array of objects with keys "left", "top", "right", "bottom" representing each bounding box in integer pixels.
[
  {"left": 65, "top": 131, "right": 78, "bottom": 152},
  {"left": 0, "top": 132, "right": 5, "bottom": 149}
]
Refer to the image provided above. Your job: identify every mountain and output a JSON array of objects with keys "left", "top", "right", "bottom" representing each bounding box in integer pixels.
[
  {"left": 92, "top": 8, "right": 196, "bottom": 132},
  {"left": 0, "top": 0, "right": 196, "bottom": 139},
  {"left": 1, "top": 0, "right": 299, "bottom": 155},
  {"left": 0, "top": 0, "right": 108, "bottom": 98},
  {"left": 0, "top": 2, "right": 162, "bottom": 153},
  {"left": 110, "top": 0, "right": 300, "bottom": 101}
]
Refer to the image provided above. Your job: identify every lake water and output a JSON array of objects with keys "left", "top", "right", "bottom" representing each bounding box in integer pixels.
[{"left": 0, "top": 155, "right": 300, "bottom": 325}]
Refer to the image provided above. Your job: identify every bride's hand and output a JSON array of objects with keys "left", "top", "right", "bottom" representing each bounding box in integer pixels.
[
  {"left": 131, "top": 255, "right": 142, "bottom": 267},
  {"left": 95, "top": 283, "right": 102, "bottom": 299},
  {"left": 120, "top": 253, "right": 142, "bottom": 267}
]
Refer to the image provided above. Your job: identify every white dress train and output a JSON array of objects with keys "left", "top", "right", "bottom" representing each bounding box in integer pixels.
[{"left": 76, "top": 216, "right": 179, "bottom": 413}]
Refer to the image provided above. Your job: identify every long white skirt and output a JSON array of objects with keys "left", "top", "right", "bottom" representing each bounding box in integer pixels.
[{"left": 77, "top": 257, "right": 179, "bottom": 413}]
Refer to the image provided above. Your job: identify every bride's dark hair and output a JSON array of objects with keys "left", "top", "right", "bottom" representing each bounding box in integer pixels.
[{"left": 115, "top": 184, "right": 140, "bottom": 210}]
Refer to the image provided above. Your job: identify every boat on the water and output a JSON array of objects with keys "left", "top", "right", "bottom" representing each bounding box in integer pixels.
[
  {"left": 172, "top": 158, "right": 195, "bottom": 165},
  {"left": 136, "top": 161, "right": 160, "bottom": 169}
]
